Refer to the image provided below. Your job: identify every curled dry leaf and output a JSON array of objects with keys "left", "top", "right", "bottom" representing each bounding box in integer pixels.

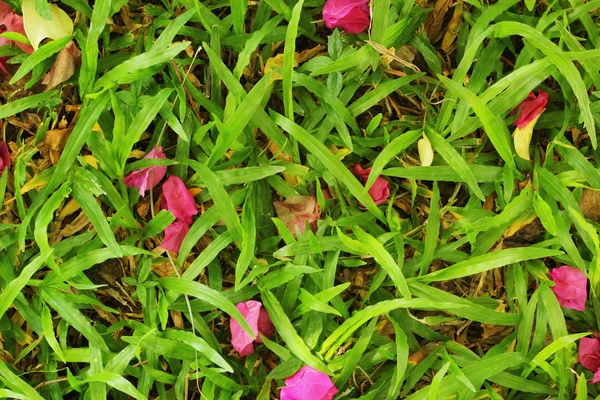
[
  {"left": 418, "top": 134, "right": 434, "bottom": 166},
  {"left": 22, "top": 0, "right": 73, "bottom": 50},
  {"left": 273, "top": 196, "right": 320, "bottom": 238},
  {"left": 43, "top": 40, "right": 81, "bottom": 89},
  {"left": 264, "top": 53, "right": 298, "bottom": 83}
]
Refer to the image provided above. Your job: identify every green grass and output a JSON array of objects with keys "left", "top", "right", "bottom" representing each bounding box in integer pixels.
[{"left": 0, "top": 0, "right": 600, "bottom": 399}]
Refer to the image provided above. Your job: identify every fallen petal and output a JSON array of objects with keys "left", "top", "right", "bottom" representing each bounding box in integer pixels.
[{"left": 161, "top": 220, "right": 189, "bottom": 253}]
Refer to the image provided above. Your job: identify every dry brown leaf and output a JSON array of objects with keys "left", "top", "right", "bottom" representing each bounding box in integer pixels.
[
  {"left": 579, "top": 189, "right": 600, "bottom": 222},
  {"left": 425, "top": 0, "right": 452, "bottom": 42},
  {"left": 441, "top": 3, "right": 462, "bottom": 52},
  {"left": 43, "top": 40, "right": 81, "bottom": 89}
]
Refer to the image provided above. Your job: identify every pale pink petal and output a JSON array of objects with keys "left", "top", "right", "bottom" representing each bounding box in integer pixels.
[
  {"left": 230, "top": 300, "right": 273, "bottom": 357},
  {"left": 161, "top": 220, "right": 189, "bottom": 253},
  {"left": 512, "top": 90, "right": 548, "bottom": 129},
  {"left": 123, "top": 146, "right": 167, "bottom": 196},
  {"left": 549, "top": 265, "right": 587, "bottom": 311},
  {"left": 274, "top": 196, "right": 320, "bottom": 238},
  {"left": 161, "top": 175, "right": 198, "bottom": 224},
  {"left": 579, "top": 337, "right": 600, "bottom": 372},
  {"left": 0, "top": 141, "right": 9, "bottom": 172},
  {"left": 281, "top": 366, "right": 338, "bottom": 400}
]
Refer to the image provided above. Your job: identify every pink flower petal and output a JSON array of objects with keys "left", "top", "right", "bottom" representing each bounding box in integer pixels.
[
  {"left": 0, "top": 1, "right": 12, "bottom": 19},
  {"left": 593, "top": 369, "right": 600, "bottom": 383},
  {"left": 512, "top": 90, "right": 548, "bottom": 129},
  {"left": 281, "top": 366, "right": 338, "bottom": 400},
  {"left": 2, "top": 13, "right": 33, "bottom": 54},
  {"left": 549, "top": 265, "right": 587, "bottom": 311},
  {"left": 123, "top": 146, "right": 167, "bottom": 197},
  {"left": 161, "top": 175, "right": 198, "bottom": 224},
  {"left": 352, "top": 163, "right": 390, "bottom": 205},
  {"left": 0, "top": 141, "right": 10, "bottom": 173},
  {"left": 230, "top": 300, "right": 274, "bottom": 356},
  {"left": 323, "top": 0, "right": 370, "bottom": 33},
  {"left": 579, "top": 337, "right": 600, "bottom": 373},
  {"left": 161, "top": 220, "right": 189, "bottom": 253},
  {"left": 273, "top": 196, "right": 321, "bottom": 238}
]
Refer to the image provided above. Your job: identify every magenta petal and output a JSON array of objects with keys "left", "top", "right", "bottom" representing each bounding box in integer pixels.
[
  {"left": 281, "top": 366, "right": 338, "bottom": 400},
  {"left": 0, "top": 141, "right": 10, "bottom": 172},
  {"left": 549, "top": 265, "right": 587, "bottom": 311},
  {"left": 123, "top": 146, "right": 167, "bottom": 196},
  {"left": 323, "top": 0, "right": 370, "bottom": 33},
  {"left": 512, "top": 90, "right": 548, "bottom": 128},
  {"left": 331, "top": 4, "right": 371, "bottom": 34},
  {"left": 161, "top": 220, "right": 189, "bottom": 253},
  {"left": 230, "top": 300, "right": 272, "bottom": 357},
  {"left": 161, "top": 175, "right": 198, "bottom": 224}
]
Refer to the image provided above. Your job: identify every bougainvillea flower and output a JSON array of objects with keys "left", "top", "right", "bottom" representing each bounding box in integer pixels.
[
  {"left": 323, "top": 0, "right": 370, "bottom": 34},
  {"left": 0, "top": 141, "right": 10, "bottom": 173},
  {"left": 123, "top": 146, "right": 167, "bottom": 196},
  {"left": 511, "top": 90, "right": 548, "bottom": 160},
  {"left": 548, "top": 265, "right": 587, "bottom": 311},
  {"left": 161, "top": 220, "right": 189, "bottom": 253},
  {"left": 273, "top": 196, "right": 321, "bottom": 238},
  {"left": 161, "top": 175, "right": 198, "bottom": 224},
  {"left": 352, "top": 164, "right": 390, "bottom": 205},
  {"left": 280, "top": 366, "right": 338, "bottom": 400},
  {"left": 230, "top": 300, "right": 274, "bottom": 357}
]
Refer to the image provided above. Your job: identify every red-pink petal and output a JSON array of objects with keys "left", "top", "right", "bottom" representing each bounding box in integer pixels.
[
  {"left": 0, "top": 141, "right": 10, "bottom": 172},
  {"left": 161, "top": 220, "right": 189, "bottom": 253},
  {"left": 512, "top": 90, "right": 548, "bottom": 129},
  {"left": 161, "top": 175, "right": 198, "bottom": 224},
  {"left": 281, "top": 366, "right": 338, "bottom": 400},
  {"left": 2, "top": 13, "right": 33, "bottom": 54},
  {"left": 580, "top": 337, "right": 600, "bottom": 373},
  {"left": 230, "top": 300, "right": 274, "bottom": 356},
  {"left": 0, "top": 1, "right": 12, "bottom": 19},
  {"left": 123, "top": 146, "right": 167, "bottom": 197},
  {"left": 549, "top": 265, "right": 587, "bottom": 311},
  {"left": 352, "top": 164, "right": 390, "bottom": 205}
]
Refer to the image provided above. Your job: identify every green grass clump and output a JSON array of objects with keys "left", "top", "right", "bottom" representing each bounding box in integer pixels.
[{"left": 0, "top": 0, "right": 599, "bottom": 398}]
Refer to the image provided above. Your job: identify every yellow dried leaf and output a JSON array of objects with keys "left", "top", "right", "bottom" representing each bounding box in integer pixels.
[
  {"left": 22, "top": 0, "right": 74, "bottom": 50},
  {"left": 418, "top": 134, "right": 434, "bottom": 166},
  {"left": 264, "top": 53, "right": 298, "bottom": 83},
  {"left": 58, "top": 198, "right": 80, "bottom": 220},
  {"left": 82, "top": 155, "right": 99, "bottom": 169},
  {"left": 504, "top": 212, "right": 537, "bottom": 237}
]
